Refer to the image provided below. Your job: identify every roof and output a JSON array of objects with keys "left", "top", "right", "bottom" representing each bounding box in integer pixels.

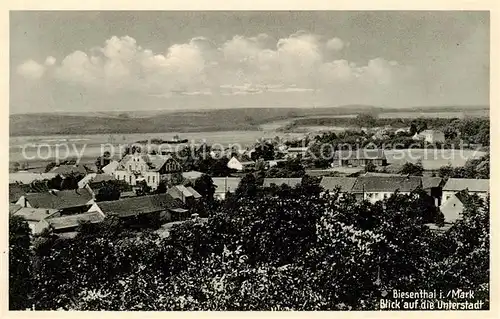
[
  {"left": 352, "top": 176, "right": 422, "bottom": 193},
  {"left": 363, "top": 172, "right": 404, "bottom": 177},
  {"left": 23, "top": 188, "right": 93, "bottom": 210},
  {"left": 172, "top": 185, "right": 193, "bottom": 198},
  {"left": 10, "top": 182, "right": 52, "bottom": 203},
  {"left": 79, "top": 173, "right": 117, "bottom": 188},
  {"left": 305, "top": 169, "right": 339, "bottom": 177},
  {"left": 422, "top": 177, "right": 444, "bottom": 189},
  {"left": 182, "top": 171, "right": 204, "bottom": 180},
  {"left": 46, "top": 211, "right": 104, "bottom": 230},
  {"left": 97, "top": 194, "right": 183, "bottom": 218},
  {"left": 10, "top": 183, "right": 28, "bottom": 203},
  {"left": 51, "top": 165, "right": 88, "bottom": 176},
  {"left": 9, "top": 172, "right": 58, "bottom": 184},
  {"left": 263, "top": 178, "right": 302, "bottom": 188},
  {"left": 443, "top": 178, "right": 489, "bottom": 192},
  {"left": 212, "top": 177, "right": 241, "bottom": 193},
  {"left": 13, "top": 207, "right": 59, "bottom": 222},
  {"left": 185, "top": 186, "right": 202, "bottom": 198},
  {"left": 117, "top": 154, "right": 175, "bottom": 172},
  {"left": 83, "top": 163, "right": 99, "bottom": 173},
  {"left": 9, "top": 204, "right": 22, "bottom": 216},
  {"left": 232, "top": 154, "right": 255, "bottom": 164},
  {"left": 333, "top": 149, "right": 386, "bottom": 160},
  {"left": 92, "top": 174, "right": 117, "bottom": 184},
  {"left": 120, "top": 191, "right": 137, "bottom": 198},
  {"left": 102, "top": 160, "right": 120, "bottom": 173},
  {"left": 320, "top": 177, "right": 357, "bottom": 192}
]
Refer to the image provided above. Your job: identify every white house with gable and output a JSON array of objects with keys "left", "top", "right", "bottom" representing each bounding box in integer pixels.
[{"left": 114, "top": 154, "right": 182, "bottom": 190}]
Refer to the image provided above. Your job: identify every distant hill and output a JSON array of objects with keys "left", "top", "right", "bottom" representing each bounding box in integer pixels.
[{"left": 9, "top": 105, "right": 489, "bottom": 136}]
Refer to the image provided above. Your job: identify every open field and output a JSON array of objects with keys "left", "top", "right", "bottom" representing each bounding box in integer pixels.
[
  {"left": 384, "top": 149, "right": 485, "bottom": 170},
  {"left": 10, "top": 105, "right": 488, "bottom": 137}
]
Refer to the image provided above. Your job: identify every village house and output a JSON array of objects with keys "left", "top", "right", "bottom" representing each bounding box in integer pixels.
[
  {"left": 441, "top": 178, "right": 489, "bottom": 204},
  {"left": 9, "top": 182, "right": 51, "bottom": 203},
  {"left": 167, "top": 185, "right": 202, "bottom": 205},
  {"left": 439, "top": 190, "right": 470, "bottom": 224},
  {"left": 15, "top": 188, "right": 95, "bottom": 216},
  {"left": 412, "top": 130, "right": 446, "bottom": 144},
  {"left": 262, "top": 178, "right": 303, "bottom": 188},
  {"left": 212, "top": 177, "right": 241, "bottom": 200},
  {"left": 331, "top": 149, "right": 387, "bottom": 168},
  {"left": 319, "top": 177, "right": 357, "bottom": 196},
  {"left": 102, "top": 160, "right": 120, "bottom": 175},
  {"left": 227, "top": 154, "right": 255, "bottom": 172},
  {"left": 35, "top": 211, "right": 105, "bottom": 238},
  {"left": 11, "top": 206, "right": 60, "bottom": 234},
  {"left": 92, "top": 193, "right": 188, "bottom": 223},
  {"left": 114, "top": 154, "right": 182, "bottom": 190},
  {"left": 78, "top": 173, "right": 117, "bottom": 189},
  {"left": 351, "top": 175, "right": 422, "bottom": 203}
]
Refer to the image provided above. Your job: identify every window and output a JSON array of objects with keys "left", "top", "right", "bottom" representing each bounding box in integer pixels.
[
  {"left": 129, "top": 175, "right": 132, "bottom": 183},
  {"left": 148, "top": 176, "right": 150, "bottom": 183},
  {"left": 152, "top": 176, "right": 155, "bottom": 183},
  {"left": 129, "top": 164, "right": 132, "bottom": 171}
]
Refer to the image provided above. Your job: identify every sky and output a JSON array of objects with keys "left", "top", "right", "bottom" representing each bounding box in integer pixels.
[{"left": 10, "top": 11, "right": 489, "bottom": 114}]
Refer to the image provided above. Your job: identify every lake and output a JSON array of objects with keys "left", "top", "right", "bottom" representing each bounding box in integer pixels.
[{"left": 9, "top": 130, "right": 305, "bottom": 163}]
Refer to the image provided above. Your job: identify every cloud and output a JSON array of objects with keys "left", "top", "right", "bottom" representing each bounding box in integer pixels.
[
  {"left": 16, "top": 32, "right": 414, "bottom": 100},
  {"left": 326, "top": 37, "right": 344, "bottom": 51},
  {"left": 45, "top": 56, "right": 56, "bottom": 66},
  {"left": 17, "top": 60, "right": 46, "bottom": 79}
]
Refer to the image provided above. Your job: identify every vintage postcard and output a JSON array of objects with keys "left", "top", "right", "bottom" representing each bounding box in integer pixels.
[{"left": 3, "top": 2, "right": 498, "bottom": 316}]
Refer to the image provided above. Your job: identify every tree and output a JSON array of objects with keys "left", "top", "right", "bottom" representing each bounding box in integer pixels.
[
  {"left": 60, "top": 173, "right": 85, "bottom": 190},
  {"left": 95, "top": 151, "right": 112, "bottom": 171},
  {"left": 9, "top": 216, "right": 33, "bottom": 310},
  {"left": 12, "top": 162, "right": 21, "bottom": 172},
  {"left": 364, "top": 161, "right": 377, "bottom": 173},
  {"left": 135, "top": 180, "right": 151, "bottom": 196},
  {"left": 47, "top": 175, "right": 63, "bottom": 190},
  {"left": 169, "top": 172, "right": 184, "bottom": 186},
  {"left": 355, "top": 113, "right": 377, "bottom": 127},
  {"left": 156, "top": 181, "right": 167, "bottom": 194},
  {"left": 438, "top": 164, "right": 454, "bottom": 179},
  {"left": 300, "top": 175, "right": 322, "bottom": 197},
  {"left": 95, "top": 181, "right": 122, "bottom": 202},
  {"left": 194, "top": 174, "right": 216, "bottom": 201},
  {"left": 251, "top": 142, "right": 275, "bottom": 161},
  {"left": 399, "top": 160, "right": 423, "bottom": 176},
  {"left": 235, "top": 173, "right": 258, "bottom": 198}
]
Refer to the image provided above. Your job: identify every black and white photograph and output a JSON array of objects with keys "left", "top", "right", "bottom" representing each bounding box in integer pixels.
[{"left": 8, "top": 9, "right": 492, "bottom": 311}]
